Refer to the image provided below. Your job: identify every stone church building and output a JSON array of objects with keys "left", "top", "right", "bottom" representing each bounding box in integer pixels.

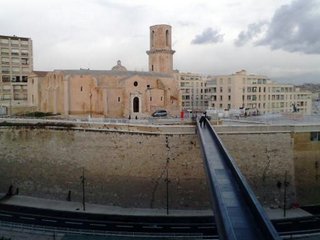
[{"left": 28, "top": 25, "right": 181, "bottom": 118}]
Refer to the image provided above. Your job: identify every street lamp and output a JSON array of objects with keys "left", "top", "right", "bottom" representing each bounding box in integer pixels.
[
  {"left": 80, "top": 168, "right": 86, "bottom": 211},
  {"left": 89, "top": 92, "right": 92, "bottom": 118},
  {"left": 165, "top": 136, "right": 170, "bottom": 215},
  {"left": 283, "top": 171, "right": 289, "bottom": 218},
  {"left": 277, "top": 171, "right": 289, "bottom": 218},
  {"left": 165, "top": 157, "right": 170, "bottom": 215}
]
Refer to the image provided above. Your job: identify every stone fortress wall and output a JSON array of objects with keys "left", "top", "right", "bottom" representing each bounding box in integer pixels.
[{"left": 0, "top": 122, "right": 319, "bottom": 209}]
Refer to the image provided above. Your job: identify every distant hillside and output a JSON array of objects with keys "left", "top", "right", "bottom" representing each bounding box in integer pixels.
[{"left": 297, "top": 83, "right": 320, "bottom": 93}]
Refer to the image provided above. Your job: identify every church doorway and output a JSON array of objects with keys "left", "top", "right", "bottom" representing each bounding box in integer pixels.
[{"left": 133, "top": 97, "right": 139, "bottom": 112}]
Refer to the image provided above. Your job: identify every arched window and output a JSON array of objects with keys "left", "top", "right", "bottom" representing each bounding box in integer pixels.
[
  {"left": 133, "top": 97, "right": 139, "bottom": 113},
  {"left": 151, "top": 30, "right": 155, "bottom": 47},
  {"left": 166, "top": 30, "right": 169, "bottom": 46}
]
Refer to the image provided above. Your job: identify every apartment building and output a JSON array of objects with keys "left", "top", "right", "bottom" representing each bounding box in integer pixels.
[
  {"left": 0, "top": 35, "right": 33, "bottom": 114},
  {"left": 179, "top": 72, "right": 208, "bottom": 112},
  {"left": 179, "top": 70, "right": 312, "bottom": 115}
]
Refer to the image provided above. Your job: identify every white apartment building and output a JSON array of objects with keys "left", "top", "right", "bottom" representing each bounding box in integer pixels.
[
  {"left": 179, "top": 72, "right": 208, "bottom": 112},
  {"left": 179, "top": 70, "right": 312, "bottom": 115},
  {"left": 0, "top": 35, "right": 33, "bottom": 114}
]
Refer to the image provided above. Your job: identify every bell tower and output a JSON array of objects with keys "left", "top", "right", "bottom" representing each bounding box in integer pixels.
[{"left": 146, "top": 24, "right": 175, "bottom": 73}]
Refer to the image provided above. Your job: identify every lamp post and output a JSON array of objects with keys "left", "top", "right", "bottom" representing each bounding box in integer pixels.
[
  {"left": 165, "top": 136, "right": 170, "bottom": 215},
  {"left": 80, "top": 168, "right": 86, "bottom": 211},
  {"left": 276, "top": 171, "right": 290, "bottom": 218},
  {"left": 166, "top": 157, "right": 170, "bottom": 215},
  {"left": 283, "top": 171, "right": 289, "bottom": 218},
  {"left": 89, "top": 92, "right": 92, "bottom": 118}
]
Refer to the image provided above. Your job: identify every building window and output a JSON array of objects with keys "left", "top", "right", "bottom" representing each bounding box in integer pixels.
[
  {"left": 166, "top": 30, "right": 169, "bottom": 46},
  {"left": 310, "top": 132, "right": 320, "bottom": 141},
  {"left": 21, "top": 58, "right": 28, "bottom": 65},
  {"left": 220, "top": 87, "right": 223, "bottom": 93},
  {"left": 1, "top": 57, "right": 9, "bottom": 64},
  {"left": 228, "top": 95, "right": 231, "bottom": 101},
  {"left": 134, "top": 81, "right": 138, "bottom": 87},
  {"left": 11, "top": 49, "right": 19, "bottom": 56},
  {"left": 118, "top": 97, "right": 121, "bottom": 102},
  {"left": 21, "top": 50, "right": 29, "bottom": 56},
  {"left": 150, "top": 97, "right": 152, "bottom": 101},
  {"left": 161, "top": 96, "right": 163, "bottom": 101},
  {"left": 1, "top": 67, "right": 10, "bottom": 74},
  {"left": 2, "top": 75, "right": 10, "bottom": 82},
  {"left": 151, "top": 65, "right": 154, "bottom": 71},
  {"left": 147, "top": 84, "right": 150, "bottom": 88},
  {"left": 0, "top": 39, "right": 9, "bottom": 44},
  {"left": 1, "top": 48, "right": 9, "bottom": 55},
  {"left": 151, "top": 30, "right": 155, "bottom": 47},
  {"left": 80, "top": 86, "right": 83, "bottom": 91}
]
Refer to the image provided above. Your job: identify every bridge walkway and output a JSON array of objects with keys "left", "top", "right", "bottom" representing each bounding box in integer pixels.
[{"left": 197, "top": 118, "right": 280, "bottom": 240}]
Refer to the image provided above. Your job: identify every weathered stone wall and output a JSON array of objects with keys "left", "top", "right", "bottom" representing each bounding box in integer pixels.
[
  {"left": 0, "top": 126, "right": 210, "bottom": 210},
  {"left": 292, "top": 132, "right": 320, "bottom": 205},
  {"left": 1, "top": 123, "right": 319, "bottom": 209},
  {"left": 219, "top": 132, "right": 296, "bottom": 207}
]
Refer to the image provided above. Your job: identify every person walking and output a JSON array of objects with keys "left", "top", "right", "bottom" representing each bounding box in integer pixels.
[{"left": 199, "top": 113, "right": 206, "bottom": 127}]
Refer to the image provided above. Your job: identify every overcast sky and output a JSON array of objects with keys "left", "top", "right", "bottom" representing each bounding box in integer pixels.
[{"left": 1, "top": 0, "right": 319, "bottom": 83}]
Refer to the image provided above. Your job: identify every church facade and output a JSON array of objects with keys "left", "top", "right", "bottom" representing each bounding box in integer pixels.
[{"left": 28, "top": 24, "right": 181, "bottom": 118}]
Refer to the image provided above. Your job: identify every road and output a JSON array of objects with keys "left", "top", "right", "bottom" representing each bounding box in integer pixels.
[
  {"left": 1, "top": 203, "right": 320, "bottom": 238},
  {"left": 0, "top": 204, "right": 217, "bottom": 238}
]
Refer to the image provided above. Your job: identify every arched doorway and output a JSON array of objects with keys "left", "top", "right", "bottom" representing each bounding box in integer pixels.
[{"left": 133, "top": 97, "right": 139, "bottom": 112}]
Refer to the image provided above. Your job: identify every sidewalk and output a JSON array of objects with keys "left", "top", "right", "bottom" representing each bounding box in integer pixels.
[
  {"left": 0, "top": 194, "right": 213, "bottom": 217},
  {"left": 0, "top": 194, "right": 314, "bottom": 220},
  {"left": 265, "top": 207, "right": 312, "bottom": 220}
]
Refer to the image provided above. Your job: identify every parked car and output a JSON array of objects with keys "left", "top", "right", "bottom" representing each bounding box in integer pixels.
[{"left": 152, "top": 110, "right": 167, "bottom": 117}]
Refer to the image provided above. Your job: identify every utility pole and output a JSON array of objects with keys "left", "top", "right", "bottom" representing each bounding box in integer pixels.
[
  {"left": 165, "top": 136, "right": 170, "bottom": 215},
  {"left": 283, "top": 171, "right": 289, "bottom": 218},
  {"left": 89, "top": 92, "right": 92, "bottom": 119},
  {"left": 80, "top": 168, "right": 86, "bottom": 211},
  {"left": 166, "top": 158, "right": 169, "bottom": 215}
]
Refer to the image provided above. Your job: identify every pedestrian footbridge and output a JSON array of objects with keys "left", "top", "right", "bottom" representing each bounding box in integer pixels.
[{"left": 197, "top": 118, "right": 280, "bottom": 240}]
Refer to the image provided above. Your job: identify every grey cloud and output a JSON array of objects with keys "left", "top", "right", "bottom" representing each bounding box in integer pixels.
[
  {"left": 235, "top": 21, "right": 268, "bottom": 47},
  {"left": 191, "top": 28, "right": 224, "bottom": 44},
  {"left": 257, "top": 0, "right": 320, "bottom": 54}
]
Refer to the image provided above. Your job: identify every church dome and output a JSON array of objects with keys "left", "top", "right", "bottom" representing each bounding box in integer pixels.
[{"left": 111, "top": 60, "right": 127, "bottom": 71}]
